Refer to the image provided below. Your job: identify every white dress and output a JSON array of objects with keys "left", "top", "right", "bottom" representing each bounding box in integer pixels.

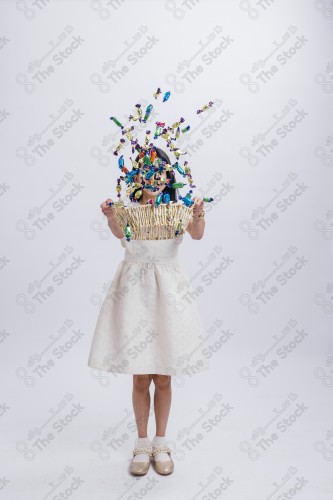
[{"left": 87, "top": 201, "right": 210, "bottom": 376}]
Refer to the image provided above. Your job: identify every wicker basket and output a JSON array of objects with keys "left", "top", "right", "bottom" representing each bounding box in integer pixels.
[{"left": 113, "top": 202, "right": 193, "bottom": 240}]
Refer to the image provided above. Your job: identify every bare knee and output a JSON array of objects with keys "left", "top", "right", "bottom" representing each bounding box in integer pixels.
[
  {"left": 152, "top": 374, "right": 171, "bottom": 389},
  {"left": 133, "top": 374, "right": 153, "bottom": 391}
]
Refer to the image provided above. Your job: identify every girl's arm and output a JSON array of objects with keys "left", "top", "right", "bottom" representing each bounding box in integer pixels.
[
  {"left": 101, "top": 199, "right": 124, "bottom": 239},
  {"left": 187, "top": 216, "right": 205, "bottom": 240},
  {"left": 186, "top": 197, "right": 205, "bottom": 240},
  {"left": 107, "top": 214, "right": 124, "bottom": 239}
]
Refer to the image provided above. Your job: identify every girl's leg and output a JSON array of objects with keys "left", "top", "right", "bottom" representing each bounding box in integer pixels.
[
  {"left": 130, "top": 375, "right": 154, "bottom": 475},
  {"left": 152, "top": 375, "right": 172, "bottom": 436},
  {"left": 132, "top": 374, "right": 153, "bottom": 437},
  {"left": 150, "top": 375, "right": 174, "bottom": 473}
]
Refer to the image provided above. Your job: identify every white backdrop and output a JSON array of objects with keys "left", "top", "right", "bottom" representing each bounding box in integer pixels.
[{"left": 1, "top": 0, "right": 333, "bottom": 498}]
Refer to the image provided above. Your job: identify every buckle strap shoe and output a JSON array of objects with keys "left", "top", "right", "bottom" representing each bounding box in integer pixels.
[
  {"left": 129, "top": 447, "right": 152, "bottom": 476},
  {"left": 151, "top": 446, "right": 174, "bottom": 475}
]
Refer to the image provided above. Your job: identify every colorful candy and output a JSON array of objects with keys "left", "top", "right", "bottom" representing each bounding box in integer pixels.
[
  {"left": 122, "top": 125, "right": 135, "bottom": 140},
  {"left": 110, "top": 116, "right": 124, "bottom": 129},
  {"left": 118, "top": 155, "right": 128, "bottom": 173},
  {"left": 129, "top": 104, "right": 142, "bottom": 122},
  {"left": 163, "top": 192, "right": 170, "bottom": 204},
  {"left": 154, "top": 121, "right": 165, "bottom": 139},
  {"left": 153, "top": 87, "right": 162, "bottom": 99},
  {"left": 155, "top": 193, "right": 163, "bottom": 206},
  {"left": 124, "top": 223, "right": 132, "bottom": 241},
  {"left": 181, "top": 194, "right": 194, "bottom": 207},
  {"left": 172, "top": 182, "right": 187, "bottom": 188},
  {"left": 116, "top": 178, "right": 122, "bottom": 199},
  {"left": 113, "top": 138, "right": 125, "bottom": 156},
  {"left": 173, "top": 162, "right": 185, "bottom": 176},
  {"left": 143, "top": 104, "right": 153, "bottom": 123},
  {"left": 197, "top": 101, "right": 214, "bottom": 114},
  {"left": 130, "top": 156, "right": 139, "bottom": 169},
  {"left": 160, "top": 129, "right": 173, "bottom": 143},
  {"left": 145, "top": 168, "right": 155, "bottom": 179},
  {"left": 136, "top": 104, "right": 143, "bottom": 121},
  {"left": 172, "top": 148, "right": 187, "bottom": 160},
  {"left": 171, "top": 118, "right": 185, "bottom": 129},
  {"left": 175, "top": 220, "right": 183, "bottom": 236},
  {"left": 144, "top": 130, "right": 151, "bottom": 147},
  {"left": 150, "top": 149, "right": 157, "bottom": 162},
  {"left": 163, "top": 91, "right": 171, "bottom": 102}
]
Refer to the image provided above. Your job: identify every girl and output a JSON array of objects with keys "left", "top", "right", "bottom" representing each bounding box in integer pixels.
[{"left": 88, "top": 147, "right": 208, "bottom": 476}]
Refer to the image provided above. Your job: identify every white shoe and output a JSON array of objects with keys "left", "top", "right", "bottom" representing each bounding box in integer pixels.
[
  {"left": 129, "top": 446, "right": 152, "bottom": 475},
  {"left": 151, "top": 446, "right": 174, "bottom": 475}
]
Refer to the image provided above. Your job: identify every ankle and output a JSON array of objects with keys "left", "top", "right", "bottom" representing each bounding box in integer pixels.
[
  {"left": 152, "top": 435, "right": 166, "bottom": 446},
  {"left": 136, "top": 436, "right": 151, "bottom": 446}
]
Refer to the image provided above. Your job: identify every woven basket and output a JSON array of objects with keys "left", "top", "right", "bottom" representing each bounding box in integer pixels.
[{"left": 113, "top": 203, "right": 193, "bottom": 240}]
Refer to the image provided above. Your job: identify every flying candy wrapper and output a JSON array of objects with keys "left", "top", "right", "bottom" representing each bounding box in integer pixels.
[{"left": 197, "top": 101, "right": 214, "bottom": 114}]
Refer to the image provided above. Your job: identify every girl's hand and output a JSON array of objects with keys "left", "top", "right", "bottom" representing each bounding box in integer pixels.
[
  {"left": 101, "top": 199, "right": 117, "bottom": 219},
  {"left": 192, "top": 196, "right": 205, "bottom": 218}
]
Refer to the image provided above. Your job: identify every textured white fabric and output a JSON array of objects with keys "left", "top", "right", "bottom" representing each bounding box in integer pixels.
[{"left": 87, "top": 201, "right": 210, "bottom": 376}]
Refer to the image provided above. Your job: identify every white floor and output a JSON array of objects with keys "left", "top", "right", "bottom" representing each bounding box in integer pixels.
[{"left": 2, "top": 352, "right": 333, "bottom": 500}]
